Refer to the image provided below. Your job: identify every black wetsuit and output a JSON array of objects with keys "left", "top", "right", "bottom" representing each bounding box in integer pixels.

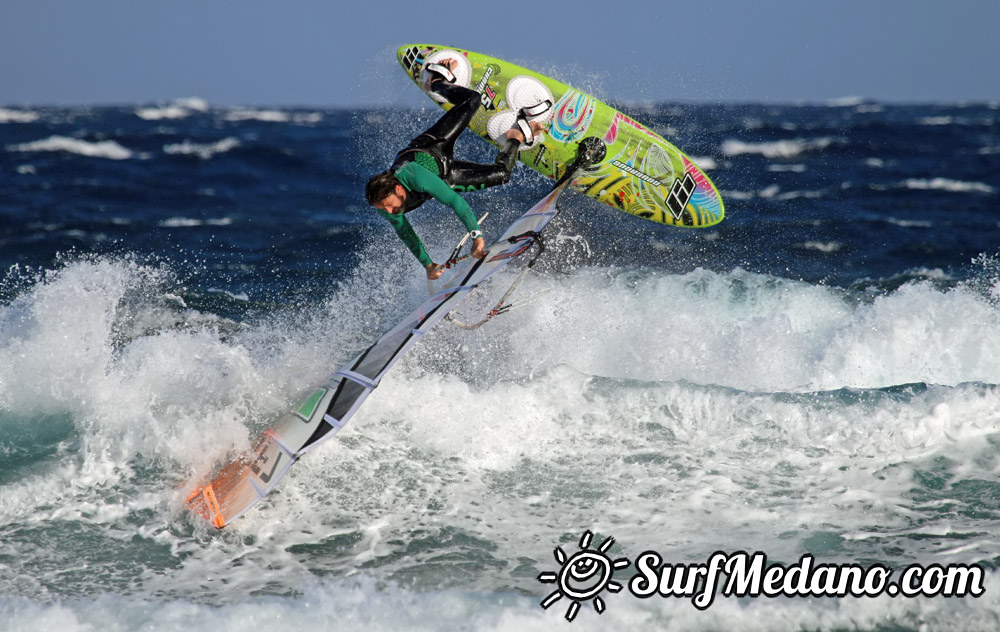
[{"left": 390, "top": 82, "right": 518, "bottom": 214}]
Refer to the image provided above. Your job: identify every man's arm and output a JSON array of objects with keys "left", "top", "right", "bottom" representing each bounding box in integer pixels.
[
  {"left": 376, "top": 208, "right": 433, "bottom": 267},
  {"left": 395, "top": 162, "right": 480, "bottom": 233}
]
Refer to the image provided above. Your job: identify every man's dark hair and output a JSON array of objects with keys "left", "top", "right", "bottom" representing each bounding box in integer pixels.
[{"left": 365, "top": 171, "right": 400, "bottom": 206}]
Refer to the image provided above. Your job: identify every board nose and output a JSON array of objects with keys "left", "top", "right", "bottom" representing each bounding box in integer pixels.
[
  {"left": 397, "top": 44, "right": 435, "bottom": 64},
  {"left": 397, "top": 44, "right": 431, "bottom": 74}
]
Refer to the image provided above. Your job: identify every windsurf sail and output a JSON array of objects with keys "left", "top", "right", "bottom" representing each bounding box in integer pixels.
[{"left": 185, "top": 138, "right": 607, "bottom": 528}]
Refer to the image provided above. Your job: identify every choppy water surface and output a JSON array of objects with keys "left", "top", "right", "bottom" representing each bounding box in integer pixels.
[{"left": 1, "top": 98, "right": 999, "bottom": 630}]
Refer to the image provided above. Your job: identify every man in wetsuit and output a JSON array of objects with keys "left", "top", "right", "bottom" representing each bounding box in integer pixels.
[{"left": 365, "top": 58, "right": 548, "bottom": 280}]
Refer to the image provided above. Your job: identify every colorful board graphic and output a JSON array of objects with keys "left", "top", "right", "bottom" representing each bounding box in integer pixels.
[{"left": 397, "top": 44, "right": 725, "bottom": 228}]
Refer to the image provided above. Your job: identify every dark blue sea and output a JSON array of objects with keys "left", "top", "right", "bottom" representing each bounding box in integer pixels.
[{"left": 1, "top": 97, "right": 999, "bottom": 630}]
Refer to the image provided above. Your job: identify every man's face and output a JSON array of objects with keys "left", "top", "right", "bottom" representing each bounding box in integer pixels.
[{"left": 375, "top": 184, "right": 407, "bottom": 214}]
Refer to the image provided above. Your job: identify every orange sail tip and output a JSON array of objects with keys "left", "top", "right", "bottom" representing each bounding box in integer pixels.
[
  {"left": 201, "top": 484, "right": 226, "bottom": 528},
  {"left": 186, "top": 484, "right": 227, "bottom": 528},
  {"left": 184, "top": 486, "right": 203, "bottom": 504}
]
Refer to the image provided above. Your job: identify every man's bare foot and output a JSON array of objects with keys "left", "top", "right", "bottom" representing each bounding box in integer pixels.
[
  {"left": 505, "top": 120, "right": 546, "bottom": 144},
  {"left": 423, "top": 57, "right": 459, "bottom": 92}
]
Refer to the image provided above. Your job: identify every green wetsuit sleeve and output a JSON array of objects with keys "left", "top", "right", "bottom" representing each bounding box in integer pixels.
[
  {"left": 395, "top": 162, "right": 480, "bottom": 233},
  {"left": 376, "top": 208, "right": 433, "bottom": 267}
]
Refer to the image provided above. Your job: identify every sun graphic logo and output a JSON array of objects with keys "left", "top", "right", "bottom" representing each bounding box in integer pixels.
[{"left": 537, "top": 530, "right": 630, "bottom": 622}]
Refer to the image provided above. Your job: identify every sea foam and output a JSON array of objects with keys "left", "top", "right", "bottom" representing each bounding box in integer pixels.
[
  {"left": 721, "top": 137, "right": 836, "bottom": 159},
  {"left": 7, "top": 135, "right": 133, "bottom": 160}
]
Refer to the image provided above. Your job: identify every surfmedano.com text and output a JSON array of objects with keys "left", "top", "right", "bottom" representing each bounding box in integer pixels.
[{"left": 629, "top": 551, "right": 986, "bottom": 609}]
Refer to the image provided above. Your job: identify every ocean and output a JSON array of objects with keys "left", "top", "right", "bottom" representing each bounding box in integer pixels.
[{"left": 1, "top": 96, "right": 999, "bottom": 631}]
